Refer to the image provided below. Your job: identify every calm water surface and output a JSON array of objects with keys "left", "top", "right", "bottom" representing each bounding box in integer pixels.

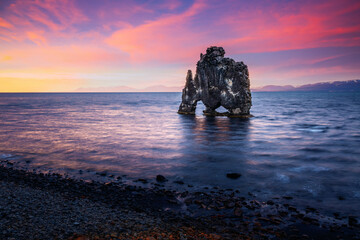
[{"left": 0, "top": 92, "right": 359, "bottom": 215}]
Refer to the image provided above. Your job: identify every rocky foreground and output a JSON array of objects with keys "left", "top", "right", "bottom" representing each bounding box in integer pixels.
[{"left": 0, "top": 166, "right": 359, "bottom": 240}]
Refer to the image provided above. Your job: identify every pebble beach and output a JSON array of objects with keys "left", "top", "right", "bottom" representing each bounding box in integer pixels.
[{"left": 0, "top": 165, "right": 359, "bottom": 240}]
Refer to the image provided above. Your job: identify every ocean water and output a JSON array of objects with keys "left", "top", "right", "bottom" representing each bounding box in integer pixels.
[{"left": 0, "top": 92, "right": 360, "bottom": 215}]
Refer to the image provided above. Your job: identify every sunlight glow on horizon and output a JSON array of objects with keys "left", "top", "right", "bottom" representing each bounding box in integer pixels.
[{"left": 0, "top": 0, "right": 359, "bottom": 92}]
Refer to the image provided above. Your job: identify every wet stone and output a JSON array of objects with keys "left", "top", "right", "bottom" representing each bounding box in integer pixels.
[
  {"left": 226, "top": 173, "right": 242, "bottom": 179},
  {"left": 338, "top": 196, "right": 345, "bottom": 200},
  {"left": 283, "top": 196, "right": 293, "bottom": 200},
  {"left": 156, "top": 175, "right": 167, "bottom": 182},
  {"left": 349, "top": 216, "right": 358, "bottom": 226}
]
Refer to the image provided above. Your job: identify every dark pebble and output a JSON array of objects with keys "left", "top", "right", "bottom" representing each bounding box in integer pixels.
[
  {"left": 226, "top": 173, "right": 241, "bottom": 179},
  {"left": 305, "top": 207, "right": 316, "bottom": 213},
  {"left": 156, "top": 175, "right": 167, "bottom": 182},
  {"left": 288, "top": 206, "right": 297, "bottom": 211},
  {"left": 283, "top": 196, "right": 293, "bottom": 200},
  {"left": 137, "top": 178, "right": 148, "bottom": 184},
  {"left": 348, "top": 216, "right": 358, "bottom": 226},
  {"left": 97, "top": 172, "right": 107, "bottom": 177},
  {"left": 338, "top": 196, "right": 345, "bottom": 200},
  {"left": 173, "top": 180, "right": 184, "bottom": 185},
  {"left": 234, "top": 207, "right": 242, "bottom": 216},
  {"left": 267, "top": 200, "right": 274, "bottom": 205},
  {"left": 167, "top": 199, "right": 177, "bottom": 204}
]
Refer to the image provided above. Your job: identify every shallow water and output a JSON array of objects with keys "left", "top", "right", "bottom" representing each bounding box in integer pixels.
[{"left": 0, "top": 92, "right": 360, "bottom": 216}]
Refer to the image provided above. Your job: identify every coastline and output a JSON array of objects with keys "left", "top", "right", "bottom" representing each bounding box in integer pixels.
[{"left": 0, "top": 165, "right": 359, "bottom": 240}]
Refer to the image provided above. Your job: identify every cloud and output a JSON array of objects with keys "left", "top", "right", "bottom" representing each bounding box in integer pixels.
[
  {"left": 0, "top": 44, "right": 128, "bottom": 70},
  {"left": 220, "top": 0, "right": 360, "bottom": 54},
  {"left": 1, "top": 56, "right": 12, "bottom": 61},
  {"left": 0, "top": 0, "right": 88, "bottom": 43},
  {"left": 0, "top": 17, "right": 13, "bottom": 29},
  {"left": 159, "top": 0, "right": 182, "bottom": 10},
  {"left": 106, "top": 0, "right": 208, "bottom": 63},
  {"left": 27, "top": 31, "right": 47, "bottom": 46}
]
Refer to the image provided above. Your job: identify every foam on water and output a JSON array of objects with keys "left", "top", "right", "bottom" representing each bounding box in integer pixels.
[
  {"left": 290, "top": 166, "right": 330, "bottom": 173},
  {"left": 0, "top": 153, "right": 14, "bottom": 159}
]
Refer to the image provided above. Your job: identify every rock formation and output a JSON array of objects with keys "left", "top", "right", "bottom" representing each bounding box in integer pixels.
[{"left": 178, "top": 46, "right": 252, "bottom": 117}]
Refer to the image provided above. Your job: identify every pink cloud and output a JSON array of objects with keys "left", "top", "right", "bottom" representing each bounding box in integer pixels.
[
  {"left": 0, "top": 44, "right": 128, "bottom": 70},
  {"left": 26, "top": 31, "right": 47, "bottom": 46},
  {"left": 105, "top": 0, "right": 208, "bottom": 63},
  {"left": 159, "top": 0, "right": 182, "bottom": 10},
  {"left": 0, "top": 17, "right": 13, "bottom": 29},
  {"left": 220, "top": 0, "right": 360, "bottom": 54},
  {"left": 104, "top": 0, "right": 360, "bottom": 65},
  {"left": 0, "top": 0, "right": 88, "bottom": 44}
]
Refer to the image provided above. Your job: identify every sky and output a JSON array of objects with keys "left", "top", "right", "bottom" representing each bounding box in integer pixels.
[{"left": 0, "top": 0, "right": 360, "bottom": 92}]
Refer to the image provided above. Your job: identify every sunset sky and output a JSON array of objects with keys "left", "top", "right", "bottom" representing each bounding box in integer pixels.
[{"left": 0, "top": 0, "right": 360, "bottom": 92}]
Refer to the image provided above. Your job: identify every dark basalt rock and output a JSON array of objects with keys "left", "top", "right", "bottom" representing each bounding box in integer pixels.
[
  {"left": 226, "top": 173, "right": 242, "bottom": 179},
  {"left": 156, "top": 175, "right": 167, "bottom": 182},
  {"left": 178, "top": 46, "right": 252, "bottom": 117}
]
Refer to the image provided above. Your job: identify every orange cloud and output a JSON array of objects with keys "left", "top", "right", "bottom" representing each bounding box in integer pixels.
[
  {"left": 1, "top": 56, "right": 12, "bottom": 61},
  {"left": 0, "top": 44, "right": 128, "bottom": 70},
  {"left": 0, "top": 17, "right": 13, "bottom": 29},
  {"left": 27, "top": 31, "right": 47, "bottom": 46}
]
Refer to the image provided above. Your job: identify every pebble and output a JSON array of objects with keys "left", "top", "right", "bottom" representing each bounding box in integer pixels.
[
  {"left": 349, "top": 216, "right": 358, "bottom": 226},
  {"left": 283, "top": 196, "right": 293, "bottom": 200},
  {"left": 156, "top": 175, "right": 167, "bottom": 182},
  {"left": 226, "top": 173, "right": 242, "bottom": 179}
]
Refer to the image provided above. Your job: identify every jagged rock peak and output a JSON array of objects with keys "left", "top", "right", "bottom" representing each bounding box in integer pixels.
[{"left": 178, "top": 46, "right": 252, "bottom": 117}]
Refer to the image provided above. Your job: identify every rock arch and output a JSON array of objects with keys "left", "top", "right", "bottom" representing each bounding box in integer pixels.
[{"left": 178, "top": 46, "right": 252, "bottom": 117}]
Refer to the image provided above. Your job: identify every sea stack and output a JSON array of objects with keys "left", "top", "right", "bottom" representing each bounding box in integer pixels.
[{"left": 178, "top": 46, "right": 252, "bottom": 117}]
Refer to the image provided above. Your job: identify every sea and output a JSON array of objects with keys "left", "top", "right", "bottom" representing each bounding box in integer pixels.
[{"left": 0, "top": 92, "right": 359, "bottom": 216}]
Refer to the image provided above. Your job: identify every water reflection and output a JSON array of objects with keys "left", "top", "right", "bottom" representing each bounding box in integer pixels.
[
  {"left": 177, "top": 115, "right": 251, "bottom": 186},
  {"left": 180, "top": 115, "right": 250, "bottom": 141}
]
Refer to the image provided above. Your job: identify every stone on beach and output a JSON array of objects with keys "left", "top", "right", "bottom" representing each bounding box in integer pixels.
[
  {"left": 156, "top": 175, "right": 167, "bottom": 182},
  {"left": 178, "top": 46, "right": 252, "bottom": 117},
  {"left": 226, "top": 173, "right": 242, "bottom": 179}
]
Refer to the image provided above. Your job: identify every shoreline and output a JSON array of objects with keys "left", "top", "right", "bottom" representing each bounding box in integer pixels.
[{"left": 0, "top": 166, "right": 359, "bottom": 239}]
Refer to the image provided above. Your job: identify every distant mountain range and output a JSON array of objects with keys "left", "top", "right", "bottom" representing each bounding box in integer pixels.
[
  {"left": 252, "top": 80, "right": 360, "bottom": 92},
  {"left": 76, "top": 80, "right": 360, "bottom": 92}
]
